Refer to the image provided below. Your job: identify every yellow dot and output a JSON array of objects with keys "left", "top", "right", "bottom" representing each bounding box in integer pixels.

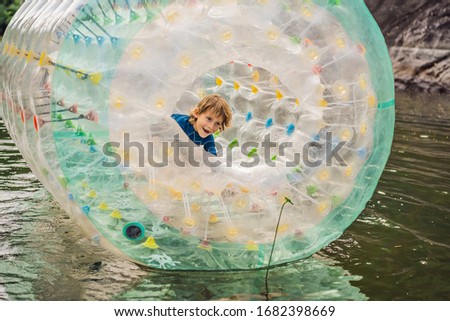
[
  {"left": 252, "top": 70, "right": 260, "bottom": 82},
  {"left": 245, "top": 240, "right": 258, "bottom": 251},
  {"left": 2, "top": 43, "right": 9, "bottom": 55},
  {"left": 75, "top": 70, "right": 86, "bottom": 80},
  {"left": 196, "top": 88, "right": 206, "bottom": 98},
  {"left": 183, "top": 217, "right": 198, "bottom": 230},
  {"left": 155, "top": 98, "right": 165, "bottom": 109},
  {"left": 110, "top": 209, "right": 122, "bottom": 219},
  {"left": 334, "top": 81, "right": 348, "bottom": 98},
  {"left": 233, "top": 81, "right": 240, "bottom": 90},
  {"left": 266, "top": 29, "right": 279, "bottom": 42},
  {"left": 317, "top": 168, "right": 330, "bottom": 181},
  {"left": 166, "top": 9, "right": 180, "bottom": 23},
  {"left": 368, "top": 95, "right": 377, "bottom": 108},
  {"left": 240, "top": 186, "right": 249, "bottom": 193},
  {"left": 132, "top": 47, "right": 143, "bottom": 60},
  {"left": 143, "top": 236, "right": 159, "bottom": 249},
  {"left": 98, "top": 202, "right": 109, "bottom": 210},
  {"left": 345, "top": 166, "right": 353, "bottom": 178},
  {"left": 340, "top": 128, "right": 352, "bottom": 141},
  {"left": 275, "top": 89, "right": 283, "bottom": 100},
  {"left": 191, "top": 203, "right": 201, "bottom": 212},
  {"left": 89, "top": 73, "right": 102, "bottom": 85},
  {"left": 179, "top": 53, "right": 191, "bottom": 68},
  {"left": 295, "top": 98, "right": 300, "bottom": 106},
  {"left": 358, "top": 74, "right": 369, "bottom": 90},
  {"left": 88, "top": 190, "right": 97, "bottom": 198},
  {"left": 301, "top": 4, "right": 313, "bottom": 18},
  {"left": 148, "top": 190, "right": 159, "bottom": 200},
  {"left": 190, "top": 181, "right": 202, "bottom": 193},
  {"left": 168, "top": 187, "right": 182, "bottom": 200},
  {"left": 208, "top": 214, "right": 219, "bottom": 223},
  {"left": 270, "top": 75, "right": 279, "bottom": 86},
  {"left": 360, "top": 123, "right": 368, "bottom": 135},
  {"left": 337, "top": 85, "right": 346, "bottom": 95},
  {"left": 319, "top": 99, "right": 328, "bottom": 107},
  {"left": 113, "top": 97, "right": 124, "bottom": 109},
  {"left": 26, "top": 50, "right": 34, "bottom": 63},
  {"left": 306, "top": 48, "right": 319, "bottom": 62},
  {"left": 9, "top": 45, "right": 16, "bottom": 56},
  {"left": 251, "top": 85, "right": 259, "bottom": 94},
  {"left": 221, "top": 29, "right": 233, "bottom": 42},
  {"left": 277, "top": 224, "right": 289, "bottom": 233},
  {"left": 232, "top": 196, "right": 248, "bottom": 211},
  {"left": 335, "top": 36, "right": 346, "bottom": 49},
  {"left": 277, "top": 193, "right": 292, "bottom": 205},
  {"left": 226, "top": 227, "right": 239, "bottom": 240},
  {"left": 216, "top": 77, "right": 223, "bottom": 86},
  {"left": 165, "top": 146, "right": 174, "bottom": 157},
  {"left": 317, "top": 202, "right": 330, "bottom": 214}
]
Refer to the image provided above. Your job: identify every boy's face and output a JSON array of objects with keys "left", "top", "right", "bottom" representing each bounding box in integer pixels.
[{"left": 193, "top": 109, "right": 223, "bottom": 138}]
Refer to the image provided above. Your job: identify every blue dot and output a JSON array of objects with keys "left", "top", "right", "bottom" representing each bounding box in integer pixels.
[
  {"left": 73, "top": 34, "right": 81, "bottom": 44},
  {"left": 97, "top": 36, "right": 105, "bottom": 46},
  {"left": 313, "top": 134, "right": 320, "bottom": 141},
  {"left": 357, "top": 148, "right": 367, "bottom": 158},
  {"left": 246, "top": 112, "right": 252, "bottom": 122},
  {"left": 84, "top": 36, "right": 93, "bottom": 47},
  {"left": 82, "top": 205, "right": 90, "bottom": 215},
  {"left": 110, "top": 37, "right": 119, "bottom": 46},
  {"left": 68, "top": 193, "right": 74, "bottom": 200},
  {"left": 265, "top": 118, "right": 273, "bottom": 128},
  {"left": 287, "top": 123, "right": 295, "bottom": 136}
]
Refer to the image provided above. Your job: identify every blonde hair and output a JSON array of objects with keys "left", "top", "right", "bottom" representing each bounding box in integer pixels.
[{"left": 189, "top": 94, "right": 232, "bottom": 131}]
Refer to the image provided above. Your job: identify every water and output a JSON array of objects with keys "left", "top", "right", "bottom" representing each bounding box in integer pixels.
[{"left": 0, "top": 90, "right": 448, "bottom": 301}]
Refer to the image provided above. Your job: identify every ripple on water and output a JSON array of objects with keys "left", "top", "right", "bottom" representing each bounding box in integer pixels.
[{"left": 322, "top": 91, "right": 450, "bottom": 300}]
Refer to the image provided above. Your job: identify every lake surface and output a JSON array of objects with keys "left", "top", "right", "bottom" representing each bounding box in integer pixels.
[{"left": 0, "top": 90, "right": 448, "bottom": 301}]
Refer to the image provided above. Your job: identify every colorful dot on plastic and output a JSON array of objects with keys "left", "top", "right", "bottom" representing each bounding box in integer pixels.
[{"left": 287, "top": 123, "right": 295, "bottom": 135}]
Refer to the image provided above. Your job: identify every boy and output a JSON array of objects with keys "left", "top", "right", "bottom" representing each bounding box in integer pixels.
[{"left": 171, "top": 94, "right": 232, "bottom": 155}]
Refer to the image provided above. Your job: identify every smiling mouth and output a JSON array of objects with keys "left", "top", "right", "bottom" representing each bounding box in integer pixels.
[{"left": 203, "top": 128, "right": 211, "bottom": 134}]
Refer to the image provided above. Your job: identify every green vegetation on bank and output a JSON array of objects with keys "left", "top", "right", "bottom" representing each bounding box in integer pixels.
[{"left": 1, "top": 0, "right": 21, "bottom": 36}]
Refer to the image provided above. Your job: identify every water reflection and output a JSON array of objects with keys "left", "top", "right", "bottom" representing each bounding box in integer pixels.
[{"left": 115, "top": 257, "right": 366, "bottom": 301}]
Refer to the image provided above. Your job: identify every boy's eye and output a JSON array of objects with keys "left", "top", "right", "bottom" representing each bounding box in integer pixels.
[{"left": 207, "top": 117, "right": 211, "bottom": 121}]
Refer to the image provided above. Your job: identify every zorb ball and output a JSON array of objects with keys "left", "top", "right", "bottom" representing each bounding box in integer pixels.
[{"left": 0, "top": 0, "right": 394, "bottom": 270}]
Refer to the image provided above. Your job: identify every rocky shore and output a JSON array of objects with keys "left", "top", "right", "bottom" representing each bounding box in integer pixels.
[{"left": 366, "top": 0, "right": 449, "bottom": 93}]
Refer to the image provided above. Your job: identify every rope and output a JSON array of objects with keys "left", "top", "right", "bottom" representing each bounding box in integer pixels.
[{"left": 264, "top": 196, "right": 293, "bottom": 300}]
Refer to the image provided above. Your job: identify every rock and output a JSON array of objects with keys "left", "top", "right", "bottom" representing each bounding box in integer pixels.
[{"left": 365, "top": 0, "right": 449, "bottom": 93}]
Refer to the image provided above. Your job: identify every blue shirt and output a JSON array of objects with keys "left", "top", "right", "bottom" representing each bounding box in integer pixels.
[{"left": 171, "top": 114, "right": 217, "bottom": 155}]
